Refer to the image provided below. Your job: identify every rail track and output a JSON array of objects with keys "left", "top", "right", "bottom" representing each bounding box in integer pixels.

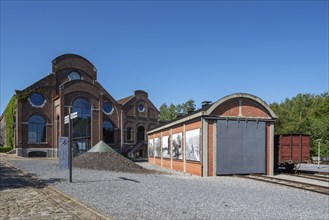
[
  {"left": 291, "top": 172, "right": 329, "bottom": 182},
  {"left": 240, "top": 175, "right": 329, "bottom": 196},
  {"left": 296, "top": 168, "right": 329, "bottom": 175}
]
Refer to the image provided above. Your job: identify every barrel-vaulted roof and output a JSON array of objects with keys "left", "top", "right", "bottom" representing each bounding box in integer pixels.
[
  {"left": 51, "top": 54, "right": 95, "bottom": 67},
  {"left": 148, "top": 93, "right": 277, "bottom": 134},
  {"left": 205, "top": 93, "right": 277, "bottom": 119}
]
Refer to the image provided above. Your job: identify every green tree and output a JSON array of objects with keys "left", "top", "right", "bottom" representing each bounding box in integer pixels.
[
  {"left": 270, "top": 92, "right": 329, "bottom": 157},
  {"left": 159, "top": 99, "right": 196, "bottom": 121}
]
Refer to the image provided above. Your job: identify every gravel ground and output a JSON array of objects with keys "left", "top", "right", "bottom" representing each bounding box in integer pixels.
[{"left": 6, "top": 158, "right": 329, "bottom": 220}]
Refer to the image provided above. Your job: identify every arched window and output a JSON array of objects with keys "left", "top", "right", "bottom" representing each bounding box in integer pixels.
[
  {"left": 73, "top": 98, "right": 91, "bottom": 119},
  {"left": 137, "top": 125, "right": 145, "bottom": 142},
  {"left": 28, "top": 115, "right": 46, "bottom": 142},
  {"left": 103, "top": 120, "right": 114, "bottom": 144},
  {"left": 124, "top": 122, "right": 134, "bottom": 142},
  {"left": 72, "top": 98, "right": 91, "bottom": 155},
  {"left": 126, "top": 126, "right": 132, "bottom": 141}
]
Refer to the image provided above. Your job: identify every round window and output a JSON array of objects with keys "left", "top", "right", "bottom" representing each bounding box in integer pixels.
[
  {"left": 103, "top": 102, "right": 113, "bottom": 114},
  {"left": 137, "top": 104, "right": 145, "bottom": 112},
  {"left": 29, "top": 93, "right": 45, "bottom": 106},
  {"left": 68, "top": 71, "right": 81, "bottom": 80}
]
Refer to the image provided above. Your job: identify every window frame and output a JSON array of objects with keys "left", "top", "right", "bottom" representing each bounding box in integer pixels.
[
  {"left": 103, "top": 120, "right": 114, "bottom": 144},
  {"left": 103, "top": 102, "right": 114, "bottom": 115},
  {"left": 29, "top": 92, "right": 46, "bottom": 108},
  {"left": 137, "top": 103, "right": 145, "bottom": 112},
  {"left": 28, "top": 115, "right": 47, "bottom": 143},
  {"left": 68, "top": 71, "right": 81, "bottom": 80}
]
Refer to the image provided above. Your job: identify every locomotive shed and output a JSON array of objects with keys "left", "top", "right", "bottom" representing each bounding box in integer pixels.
[{"left": 147, "top": 93, "right": 277, "bottom": 176}]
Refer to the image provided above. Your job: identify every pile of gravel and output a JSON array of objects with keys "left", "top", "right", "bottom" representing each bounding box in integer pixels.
[{"left": 72, "top": 141, "right": 152, "bottom": 174}]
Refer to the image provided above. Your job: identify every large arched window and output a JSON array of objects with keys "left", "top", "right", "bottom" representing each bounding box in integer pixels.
[
  {"left": 73, "top": 98, "right": 91, "bottom": 119},
  {"left": 72, "top": 98, "right": 91, "bottom": 155},
  {"left": 28, "top": 115, "right": 46, "bottom": 142},
  {"left": 103, "top": 120, "right": 114, "bottom": 144}
]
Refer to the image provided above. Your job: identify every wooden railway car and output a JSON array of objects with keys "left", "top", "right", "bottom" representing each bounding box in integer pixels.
[{"left": 274, "top": 134, "right": 311, "bottom": 172}]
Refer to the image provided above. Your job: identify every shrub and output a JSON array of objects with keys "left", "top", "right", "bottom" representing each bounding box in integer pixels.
[{"left": 0, "top": 146, "right": 12, "bottom": 153}]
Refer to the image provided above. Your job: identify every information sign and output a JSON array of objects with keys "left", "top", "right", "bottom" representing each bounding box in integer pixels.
[{"left": 58, "top": 136, "right": 69, "bottom": 169}]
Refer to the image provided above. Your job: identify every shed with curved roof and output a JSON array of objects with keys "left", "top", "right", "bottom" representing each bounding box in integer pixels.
[{"left": 147, "top": 93, "right": 277, "bottom": 177}]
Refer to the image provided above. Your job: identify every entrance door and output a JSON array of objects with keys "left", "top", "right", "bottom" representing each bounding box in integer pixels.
[{"left": 216, "top": 120, "right": 265, "bottom": 175}]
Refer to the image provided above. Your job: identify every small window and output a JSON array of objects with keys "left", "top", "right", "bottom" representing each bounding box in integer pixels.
[
  {"left": 103, "top": 102, "right": 113, "bottom": 114},
  {"left": 29, "top": 93, "right": 45, "bottom": 107},
  {"left": 137, "top": 104, "right": 145, "bottom": 112},
  {"left": 68, "top": 71, "right": 81, "bottom": 80}
]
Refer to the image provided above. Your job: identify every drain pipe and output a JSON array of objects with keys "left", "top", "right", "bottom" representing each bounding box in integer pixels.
[{"left": 121, "top": 109, "right": 123, "bottom": 152}]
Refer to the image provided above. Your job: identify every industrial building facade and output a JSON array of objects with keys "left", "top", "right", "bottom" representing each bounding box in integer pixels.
[
  {"left": 147, "top": 94, "right": 277, "bottom": 176},
  {"left": 0, "top": 54, "right": 159, "bottom": 157}
]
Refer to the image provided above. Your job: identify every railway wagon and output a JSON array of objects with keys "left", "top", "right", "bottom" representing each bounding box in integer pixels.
[{"left": 274, "top": 134, "right": 311, "bottom": 172}]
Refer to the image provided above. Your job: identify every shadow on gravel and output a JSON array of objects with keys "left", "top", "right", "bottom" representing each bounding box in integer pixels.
[
  {"left": 0, "top": 162, "right": 64, "bottom": 191},
  {"left": 37, "top": 178, "right": 66, "bottom": 185},
  {"left": 118, "top": 177, "right": 140, "bottom": 183},
  {"left": 74, "top": 177, "right": 141, "bottom": 184}
]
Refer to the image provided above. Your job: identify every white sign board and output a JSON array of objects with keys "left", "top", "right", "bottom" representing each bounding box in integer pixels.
[
  {"left": 64, "top": 112, "right": 78, "bottom": 124},
  {"left": 58, "top": 136, "right": 69, "bottom": 169},
  {"left": 70, "top": 112, "right": 78, "bottom": 119},
  {"left": 64, "top": 116, "right": 69, "bottom": 124}
]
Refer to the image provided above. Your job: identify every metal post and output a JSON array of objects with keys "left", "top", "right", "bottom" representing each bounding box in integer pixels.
[
  {"left": 68, "top": 107, "right": 72, "bottom": 183},
  {"left": 317, "top": 139, "right": 321, "bottom": 169}
]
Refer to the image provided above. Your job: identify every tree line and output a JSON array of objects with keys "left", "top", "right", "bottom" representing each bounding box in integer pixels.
[
  {"left": 270, "top": 93, "right": 329, "bottom": 157},
  {"left": 159, "top": 99, "right": 196, "bottom": 121}
]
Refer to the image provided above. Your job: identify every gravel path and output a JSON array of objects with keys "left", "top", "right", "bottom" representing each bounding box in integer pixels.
[{"left": 5, "top": 157, "right": 329, "bottom": 220}]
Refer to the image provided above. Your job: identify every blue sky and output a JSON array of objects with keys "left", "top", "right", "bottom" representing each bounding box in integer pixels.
[{"left": 1, "top": 0, "right": 328, "bottom": 114}]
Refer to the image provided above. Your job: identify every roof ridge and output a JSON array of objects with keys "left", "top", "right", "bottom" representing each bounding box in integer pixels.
[{"left": 117, "top": 95, "right": 134, "bottom": 105}]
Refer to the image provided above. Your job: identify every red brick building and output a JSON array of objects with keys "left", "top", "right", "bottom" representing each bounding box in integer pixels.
[
  {"left": 1, "top": 54, "right": 159, "bottom": 157},
  {"left": 147, "top": 94, "right": 277, "bottom": 176}
]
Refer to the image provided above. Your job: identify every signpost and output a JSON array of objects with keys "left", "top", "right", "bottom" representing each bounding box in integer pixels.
[
  {"left": 64, "top": 109, "right": 78, "bottom": 183},
  {"left": 316, "top": 139, "right": 322, "bottom": 169},
  {"left": 58, "top": 136, "right": 69, "bottom": 169}
]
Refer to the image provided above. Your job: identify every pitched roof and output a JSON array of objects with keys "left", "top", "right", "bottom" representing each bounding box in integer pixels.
[{"left": 117, "top": 95, "right": 134, "bottom": 105}]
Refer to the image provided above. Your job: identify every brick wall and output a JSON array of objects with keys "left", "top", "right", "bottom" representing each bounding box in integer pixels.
[
  {"left": 186, "top": 162, "right": 201, "bottom": 176},
  {"left": 147, "top": 119, "right": 202, "bottom": 176},
  {"left": 210, "top": 98, "right": 270, "bottom": 119},
  {"left": 211, "top": 98, "right": 240, "bottom": 117},
  {"left": 207, "top": 121, "right": 214, "bottom": 176},
  {"left": 52, "top": 54, "right": 96, "bottom": 80},
  {"left": 242, "top": 99, "right": 269, "bottom": 118}
]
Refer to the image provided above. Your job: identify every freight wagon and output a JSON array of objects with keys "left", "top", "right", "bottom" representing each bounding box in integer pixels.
[{"left": 274, "top": 134, "right": 311, "bottom": 172}]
